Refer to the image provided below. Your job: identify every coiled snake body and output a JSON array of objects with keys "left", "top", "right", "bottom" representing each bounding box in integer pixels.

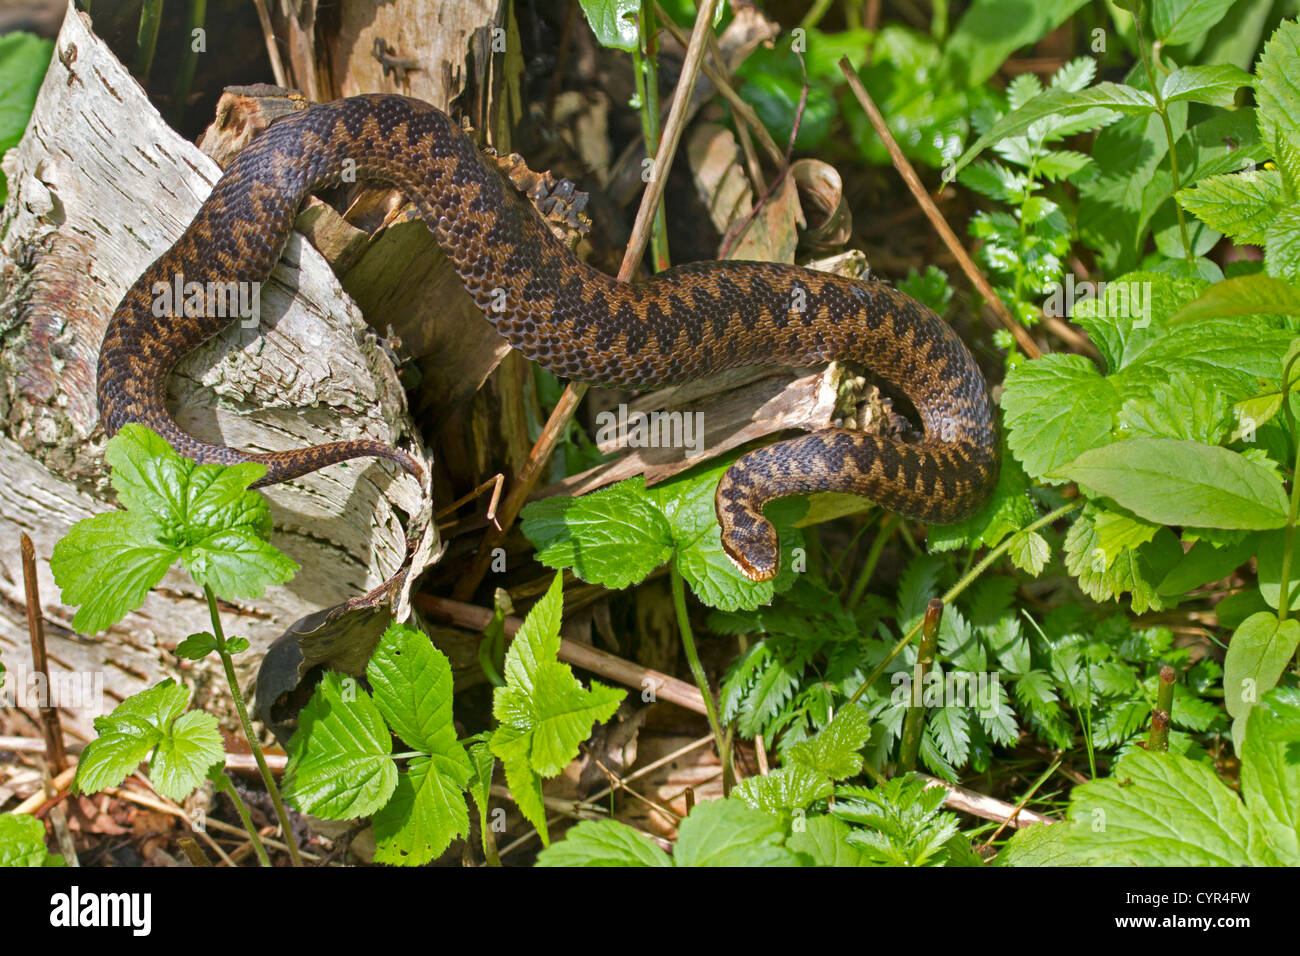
[{"left": 98, "top": 95, "right": 999, "bottom": 582}]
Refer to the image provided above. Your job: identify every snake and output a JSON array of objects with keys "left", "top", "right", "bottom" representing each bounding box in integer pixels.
[{"left": 97, "top": 94, "right": 1000, "bottom": 583}]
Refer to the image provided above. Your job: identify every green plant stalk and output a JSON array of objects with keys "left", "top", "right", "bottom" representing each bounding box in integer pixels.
[
  {"left": 1125, "top": 0, "right": 1192, "bottom": 262},
  {"left": 670, "top": 564, "right": 731, "bottom": 792},
  {"left": 800, "top": 0, "right": 835, "bottom": 30},
  {"left": 171, "top": 0, "right": 207, "bottom": 127},
  {"left": 1274, "top": 351, "right": 1300, "bottom": 626},
  {"left": 134, "top": 0, "right": 165, "bottom": 84},
  {"left": 898, "top": 599, "right": 943, "bottom": 773},
  {"left": 848, "top": 513, "right": 897, "bottom": 609},
  {"left": 208, "top": 766, "right": 270, "bottom": 867},
  {"left": 847, "top": 500, "right": 1084, "bottom": 709},
  {"left": 635, "top": 2, "right": 671, "bottom": 272},
  {"left": 1147, "top": 664, "right": 1175, "bottom": 752},
  {"left": 204, "top": 585, "right": 303, "bottom": 867}
]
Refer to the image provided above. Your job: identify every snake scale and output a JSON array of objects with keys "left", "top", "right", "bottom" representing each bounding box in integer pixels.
[{"left": 97, "top": 94, "right": 999, "bottom": 582}]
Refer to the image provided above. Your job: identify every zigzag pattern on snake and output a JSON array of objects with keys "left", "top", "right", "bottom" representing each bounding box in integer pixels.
[{"left": 97, "top": 94, "right": 1000, "bottom": 582}]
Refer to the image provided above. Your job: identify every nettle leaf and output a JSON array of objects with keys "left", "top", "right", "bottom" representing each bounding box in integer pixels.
[
  {"left": 1159, "top": 64, "right": 1250, "bottom": 108},
  {"left": 51, "top": 425, "right": 297, "bottom": 633},
  {"left": 647, "top": 465, "right": 806, "bottom": 612},
  {"left": 1223, "top": 612, "right": 1300, "bottom": 720},
  {"left": 785, "top": 704, "right": 873, "bottom": 780},
  {"left": 1052, "top": 438, "right": 1289, "bottom": 530},
  {"left": 672, "top": 799, "right": 799, "bottom": 867},
  {"left": 491, "top": 574, "right": 625, "bottom": 808},
  {"left": 1001, "top": 354, "right": 1123, "bottom": 482},
  {"left": 536, "top": 819, "right": 671, "bottom": 867},
  {"left": 1064, "top": 707, "right": 1298, "bottom": 867},
  {"left": 786, "top": 814, "right": 873, "bottom": 867},
  {"left": 733, "top": 764, "right": 834, "bottom": 815},
  {"left": 521, "top": 478, "right": 673, "bottom": 589},
  {"left": 1177, "top": 170, "right": 1283, "bottom": 246},
  {"left": 283, "top": 672, "right": 397, "bottom": 820}
]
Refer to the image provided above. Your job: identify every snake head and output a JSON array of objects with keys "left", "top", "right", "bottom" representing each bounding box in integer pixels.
[{"left": 717, "top": 505, "right": 780, "bottom": 583}]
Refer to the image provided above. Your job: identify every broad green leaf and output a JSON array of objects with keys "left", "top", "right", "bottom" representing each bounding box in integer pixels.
[
  {"left": 499, "top": 749, "right": 548, "bottom": 845},
  {"left": 0, "top": 814, "right": 51, "bottom": 868},
  {"left": 1223, "top": 612, "right": 1300, "bottom": 719},
  {"left": 995, "top": 822, "right": 1075, "bottom": 866},
  {"left": 577, "top": 0, "right": 638, "bottom": 52},
  {"left": 1241, "top": 687, "right": 1300, "bottom": 863},
  {"left": 1255, "top": 19, "right": 1300, "bottom": 193},
  {"left": 1001, "top": 355, "right": 1122, "bottom": 482},
  {"left": 1177, "top": 170, "right": 1283, "bottom": 246},
  {"left": 1152, "top": 0, "right": 1238, "bottom": 45},
  {"left": 672, "top": 799, "right": 799, "bottom": 867},
  {"left": 283, "top": 672, "right": 396, "bottom": 820},
  {"left": 1169, "top": 274, "right": 1300, "bottom": 324},
  {"left": 372, "top": 754, "right": 471, "bottom": 866},
  {"left": 941, "top": 0, "right": 1088, "bottom": 87},
  {"left": 786, "top": 814, "right": 873, "bottom": 867},
  {"left": 1157, "top": 535, "right": 1257, "bottom": 596},
  {"left": 733, "top": 765, "right": 834, "bottom": 815},
  {"left": 785, "top": 704, "right": 872, "bottom": 780},
  {"left": 521, "top": 479, "right": 673, "bottom": 590},
  {"left": 1160, "top": 64, "right": 1250, "bottom": 108},
  {"left": 536, "top": 819, "right": 671, "bottom": 867},
  {"left": 149, "top": 710, "right": 224, "bottom": 802},
  {"left": 174, "top": 632, "right": 217, "bottom": 660},
  {"left": 1065, "top": 748, "right": 1278, "bottom": 865},
  {"left": 1008, "top": 530, "right": 1050, "bottom": 576},
  {"left": 51, "top": 512, "right": 176, "bottom": 635},
  {"left": 1265, "top": 207, "right": 1300, "bottom": 283},
  {"left": 1053, "top": 439, "right": 1289, "bottom": 530},
  {"left": 75, "top": 680, "right": 191, "bottom": 796},
  {"left": 367, "top": 622, "right": 466, "bottom": 756},
  {"left": 1062, "top": 507, "right": 1182, "bottom": 614}
]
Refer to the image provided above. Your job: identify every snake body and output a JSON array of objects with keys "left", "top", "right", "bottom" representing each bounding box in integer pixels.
[{"left": 97, "top": 95, "right": 999, "bottom": 581}]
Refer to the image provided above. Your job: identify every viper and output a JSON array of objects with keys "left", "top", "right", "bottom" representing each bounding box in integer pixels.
[{"left": 97, "top": 94, "right": 999, "bottom": 582}]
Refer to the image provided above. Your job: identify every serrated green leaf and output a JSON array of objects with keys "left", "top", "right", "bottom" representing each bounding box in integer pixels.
[
  {"left": 536, "top": 819, "right": 671, "bottom": 866},
  {"left": 1008, "top": 530, "right": 1050, "bottom": 576},
  {"left": 1177, "top": 170, "right": 1283, "bottom": 246},
  {"left": 0, "top": 814, "right": 51, "bottom": 868},
  {"left": 372, "top": 754, "right": 471, "bottom": 866},
  {"left": 786, "top": 814, "right": 873, "bottom": 867},
  {"left": 733, "top": 765, "right": 834, "bottom": 815},
  {"left": 150, "top": 710, "right": 224, "bottom": 802},
  {"left": 995, "top": 822, "right": 1075, "bottom": 866},
  {"left": 1064, "top": 748, "right": 1278, "bottom": 865},
  {"left": 1160, "top": 64, "right": 1250, "bottom": 108},
  {"left": 1052, "top": 438, "right": 1288, "bottom": 530},
  {"left": 1242, "top": 687, "right": 1300, "bottom": 863},
  {"left": 672, "top": 799, "right": 799, "bottom": 866},
  {"left": 786, "top": 704, "right": 872, "bottom": 780},
  {"left": 283, "top": 672, "right": 396, "bottom": 819},
  {"left": 521, "top": 478, "right": 673, "bottom": 589}
]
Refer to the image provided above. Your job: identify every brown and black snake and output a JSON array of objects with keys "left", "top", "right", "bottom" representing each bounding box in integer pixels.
[{"left": 97, "top": 94, "right": 999, "bottom": 582}]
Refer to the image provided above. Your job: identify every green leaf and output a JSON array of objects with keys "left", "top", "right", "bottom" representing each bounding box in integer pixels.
[
  {"left": 1160, "top": 64, "right": 1251, "bottom": 108},
  {"left": 672, "top": 800, "right": 799, "bottom": 867},
  {"left": 1264, "top": 207, "right": 1300, "bottom": 283},
  {"left": 75, "top": 681, "right": 189, "bottom": 796},
  {"left": 1223, "top": 612, "right": 1300, "bottom": 719},
  {"left": 0, "top": 32, "right": 53, "bottom": 204},
  {"left": 51, "top": 425, "right": 297, "bottom": 633},
  {"left": 150, "top": 710, "right": 224, "bottom": 802},
  {"left": 1255, "top": 19, "right": 1300, "bottom": 193},
  {"left": 1152, "top": 0, "right": 1238, "bottom": 46},
  {"left": 1051, "top": 438, "right": 1289, "bottom": 530},
  {"left": 492, "top": 573, "right": 625, "bottom": 785},
  {"left": 283, "top": 672, "right": 396, "bottom": 819},
  {"left": 953, "top": 84, "right": 1153, "bottom": 176},
  {"left": 521, "top": 478, "right": 673, "bottom": 590},
  {"left": 785, "top": 704, "right": 872, "bottom": 780},
  {"left": 786, "top": 814, "right": 873, "bottom": 867},
  {"left": 995, "top": 822, "right": 1075, "bottom": 866},
  {"left": 1242, "top": 688, "right": 1300, "bottom": 862},
  {"left": 1008, "top": 529, "right": 1050, "bottom": 576},
  {"left": 1177, "top": 170, "right": 1283, "bottom": 245},
  {"left": 174, "top": 633, "right": 217, "bottom": 660},
  {"left": 1157, "top": 535, "right": 1257, "bottom": 596},
  {"left": 577, "top": 0, "right": 638, "bottom": 52},
  {"left": 1169, "top": 274, "right": 1300, "bottom": 324},
  {"left": 1064, "top": 748, "right": 1278, "bottom": 865},
  {"left": 733, "top": 765, "right": 834, "bottom": 815},
  {"left": 536, "top": 819, "right": 671, "bottom": 866},
  {"left": 1001, "top": 355, "right": 1122, "bottom": 482},
  {"left": 372, "top": 754, "right": 471, "bottom": 866},
  {"left": 0, "top": 814, "right": 52, "bottom": 868},
  {"left": 1062, "top": 507, "right": 1182, "bottom": 614},
  {"left": 367, "top": 622, "right": 464, "bottom": 756},
  {"left": 1256, "top": 529, "right": 1300, "bottom": 610}
]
